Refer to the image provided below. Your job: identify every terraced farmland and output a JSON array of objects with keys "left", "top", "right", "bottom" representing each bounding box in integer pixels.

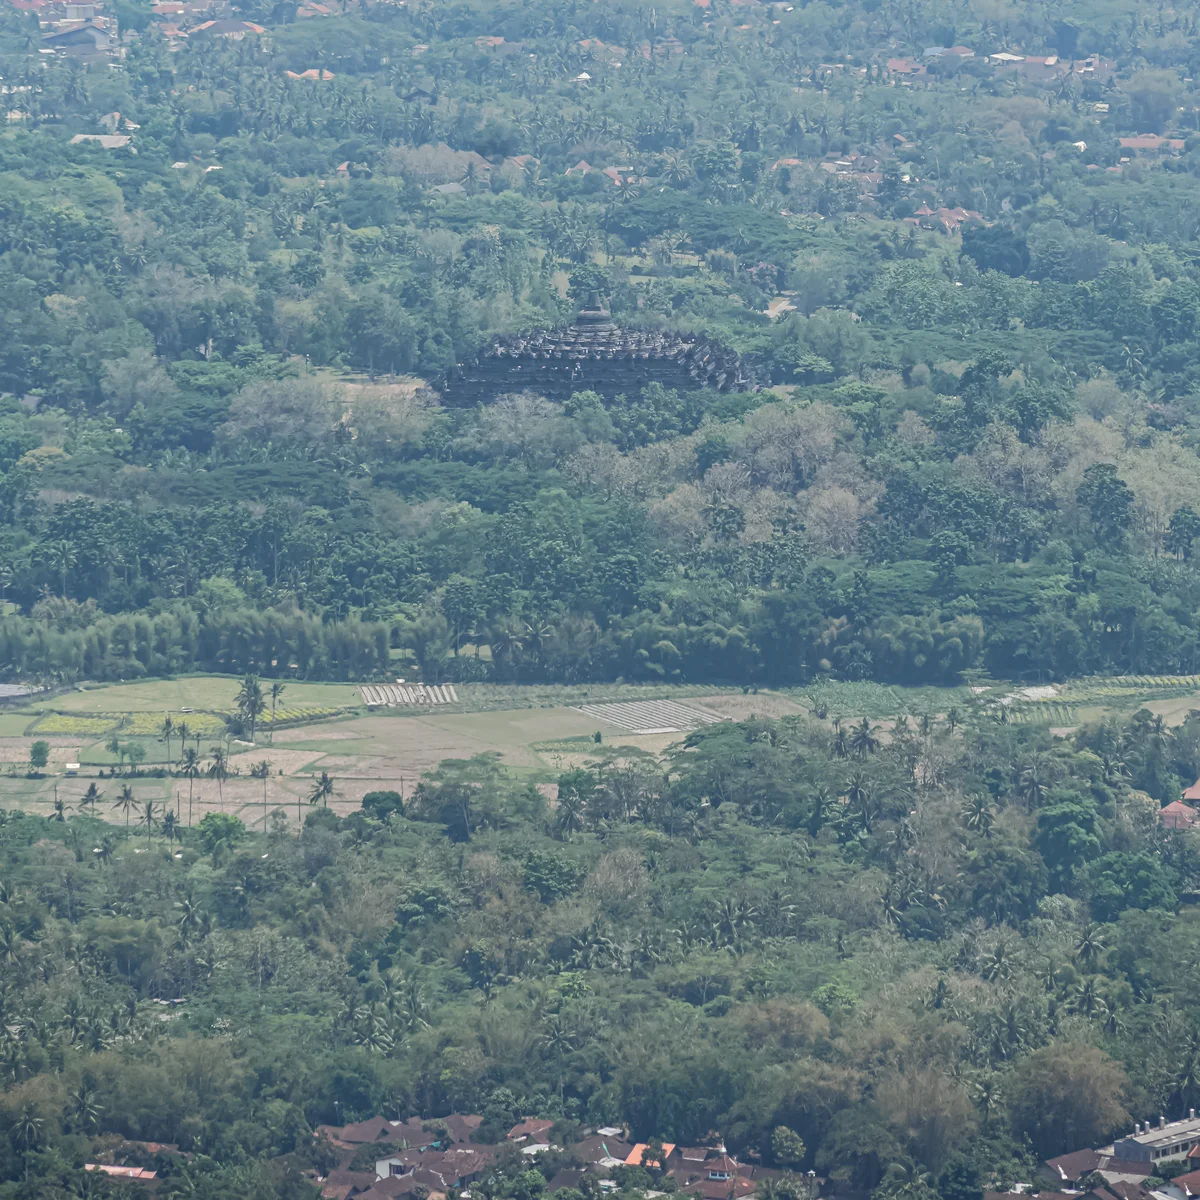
[
  {"left": 572, "top": 699, "right": 728, "bottom": 734},
  {"left": 359, "top": 683, "right": 459, "bottom": 706}
]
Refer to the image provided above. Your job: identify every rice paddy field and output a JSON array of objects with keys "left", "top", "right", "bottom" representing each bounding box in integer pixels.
[{"left": 4, "top": 672, "right": 1200, "bottom": 826}]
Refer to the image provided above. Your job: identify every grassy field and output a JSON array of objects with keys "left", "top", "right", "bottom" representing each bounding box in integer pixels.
[
  {"left": 8, "top": 673, "right": 1200, "bottom": 828},
  {"left": 51, "top": 677, "right": 362, "bottom": 713}
]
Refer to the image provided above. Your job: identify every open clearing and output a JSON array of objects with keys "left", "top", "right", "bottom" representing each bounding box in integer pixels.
[
  {"left": 51, "top": 676, "right": 361, "bottom": 713},
  {"left": 8, "top": 674, "right": 1200, "bottom": 826}
]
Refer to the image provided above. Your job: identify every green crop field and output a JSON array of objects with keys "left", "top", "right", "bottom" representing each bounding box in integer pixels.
[{"left": 51, "top": 676, "right": 363, "bottom": 713}]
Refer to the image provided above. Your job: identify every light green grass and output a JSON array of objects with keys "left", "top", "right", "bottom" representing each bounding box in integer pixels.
[
  {"left": 56, "top": 676, "right": 362, "bottom": 713},
  {"left": 282, "top": 738, "right": 382, "bottom": 755},
  {"left": 428, "top": 707, "right": 601, "bottom": 744},
  {"left": 0, "top": 714, "right": 34, "bottom": 736},
  {"left": 788, "top": 680, "right": 973, "bottom": 719}
]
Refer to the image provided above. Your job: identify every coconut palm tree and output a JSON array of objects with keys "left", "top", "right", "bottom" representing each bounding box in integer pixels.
[
  {"left": 307, "top": 771, "right": 335, "bottom": 818},
  {"left": 139, "top": 800, "right": 158, "bottom": 846},
  {"left": 848, "top": 717, "right": 880, "bottom": 759},
  {"left": 207, "top": 747, "right": 228, "bottom": 810},
  {"left": 236, "top": 675, "right": 265, "bottom": 741},
  {"left": 80, "top": 783, "right": 101, "bottom": 818},
  {"left": 179, "top": 748, "right": 201, "bottom": 826},
  {"left": 112, "top": 785, "right": 136, "bottom": 829},
  {"left": 1075, "top": 923, "right": 1107, "bottom": 973},
  {"left": 251, "top": 760, "right": 271, "bottom": 830},
  {"left": 269, "top": 682, "right": 285, "bottom": 743},
  {"left": 161, "top": 810, "right": 180, "bottom": 847},
  {"left": 960, "top": 793, "right": 994, "bottom": 836},
  {"left": 106, "top": 735, "right": 126, "bottom": 773},
  {"left": 160, "top": 715, "right": 175, "bottom": 766},
  {"left": 13, "top": 1104, "right": 42, "bottom": 1176}
]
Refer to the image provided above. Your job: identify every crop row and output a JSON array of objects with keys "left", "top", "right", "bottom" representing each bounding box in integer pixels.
[
  {"left": 34, "top": 705, "right": 347, "bottom": 739},
  {"left": 35, "top": 712, "right": 228, "bottom": 737}
]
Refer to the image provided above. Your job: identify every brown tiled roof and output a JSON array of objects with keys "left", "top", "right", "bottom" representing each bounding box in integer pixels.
[
  {"left": 440, "top": 1114, "right": 483, "bottom": 1143},
  {"left": 338, "top": 1117, "right": 399, "bottom": 1145},
  {"left": 509, "top": 1119, "right": 555, "bottom": 1141},
  {"left": 681, "top": 1178, "right": 756, "bottom": 1200},
  {"left": 1173, "top": 1170, "right": 1200, "bottom": 1196},
  {"left": 1160, "top": 800, "right": 1198, "bottom": 829},
  {"left": 322, "top": 1170, "right": 378, "bottom": 1200},
  {"left": 573, "top": 1135, "right": 635, "bottom": 1165},
  {"left": 1046, "top": 1150, "right": 1104, "bottom": 1182}
]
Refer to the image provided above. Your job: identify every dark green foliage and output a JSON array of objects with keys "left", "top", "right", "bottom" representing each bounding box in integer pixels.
[{"left": 362, "top": 790, "right": 406, "bottom": 820}]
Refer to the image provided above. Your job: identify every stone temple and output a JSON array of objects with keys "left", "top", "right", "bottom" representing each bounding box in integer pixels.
[{"left": 441, "top": 306, "right": 751, "bottom": 404}]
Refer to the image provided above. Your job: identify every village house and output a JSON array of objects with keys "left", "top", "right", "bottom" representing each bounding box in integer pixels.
[
  {"left": 42, "top": 21, "right": 111, "bottom": 57},
  {"left": 190, "top": 18, "right": 264, "bottom": 37},
  {"left": 70, "top": 132, "right": 130, "bottom": 147},
  {"left": 85, "top": 1164, "right": 158, "bottom": 1180},
  {"left": 317, "top": 1116, "right": 784, "bottom": 1200},
  {"left": 1120, "top": 134, "right": 1186, "bottom": 154},
  {"left": 1159, "top": 799, "right": 1197, "bottom": 830},
  {"left": 1037, "top": 1114, "right": 1200, "bottom": 1200},
  {"left": 508, "top": 1118, "right": 555, "bottom": 1143},
  {"left": 1113, "top": 1115, "right": 1200, "bottom": 1165}
]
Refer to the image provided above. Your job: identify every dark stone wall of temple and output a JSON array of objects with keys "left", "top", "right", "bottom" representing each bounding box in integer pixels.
[{"left": 439, "top": 310, "right": 751, "bottom": 405}]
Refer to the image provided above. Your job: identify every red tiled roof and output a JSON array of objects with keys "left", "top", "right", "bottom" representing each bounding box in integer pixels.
[
  {"left": 509, "top": 1119, "right": 555, "bottom": 1141},
  {"left": 627, "top": 1143, "right": 676, "bottom": 1167},
  {"left": 1174, "top": 1171, "right": 1200, "bottom": 1196},
  {"left": 1160, "top": 800, "right": 1198, "bottom": 829},
  {"left": 86, "top": 1165, "right": 158, "bottom": 1180},
  {"left": 1120, "top": 135, "right": 1185, "bottom": 151}
]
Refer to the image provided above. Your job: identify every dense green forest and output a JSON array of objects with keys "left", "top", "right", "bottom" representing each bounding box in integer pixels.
[
  {"left": 13, "top": 0, "right": 1200, "bottom": 1198},
  {"left": 6, "top": 706, "right": 1200, "bottom": 1200},
  {"left": 5, "top": 0, "right": 1200, "bottom": 685}
]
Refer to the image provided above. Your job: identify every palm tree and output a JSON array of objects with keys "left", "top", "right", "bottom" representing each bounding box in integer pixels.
[
  {"left": 269, "top": 682, "right": 285, "bottom": 743},
  {"left": 307, "top": 771, "right": 335, "bottom": 817},
  {"left": 848, "top": 717, "right": 880, "bottom": 759},
  {"left": 68, "top": 1082, "right": 102, "bottom": 1134},
  {"left": 236, "top": 675, "right": 265, "bottom": 741},
  {"left": 52, "top": 794, "right": 70, "bottom": 822},
  {"left": 160, "top": 715, "right": 175, "bottom": 766},
  {"left": 1075, "top": 923, "right": 1107, "bottom": 973},
  {"left": 179, "top": 748, "right": 200, "bottom": 826},
  {"left": 139, "top": 800, "right": 158, "bottom": 846},
  {"left": 830, "top": 717, "right": 849, "bottom": 758},
  {"left": 80, "top": 783, "right": 101, "bottom": 818},
  {"left": 175, "top": 892, "right": 206, "bottom": 944},
  {"left": 1017, "top": 757, "right": 1049, "bottom": 809},
  {"left": 175, "top": 720, "right": 191, "bottom": 758},
  {"left": 207, "top": 747, "right": 228, "bottom": 810},
  {"left": 251, "top": 760, "right": 271, "bottom": 830},
  {"left": 47, "top": 539, "right": 77, "bottom": 597},
  {"left": 161, "top": 810, "right": 180, "bottom": 847},
  {"left": 106, "top": 735, "right": 126, "bottom": 773},
  {"left": 112, "top": 784, "right": 135, "bottom": 829},
  {"left": 960, "top": 793, "right": 994, "bottom": 836},
  {"left": 13, "top": 1104, "right": 42, "bottom": 1176},
  {"left": 555, "top": 792, "right": 586, "bottom": 839}
]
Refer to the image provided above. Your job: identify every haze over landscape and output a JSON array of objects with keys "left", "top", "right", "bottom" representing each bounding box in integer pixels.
[{"left": 9, "top": 1, "right": 1200, "bottom": 1199}]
